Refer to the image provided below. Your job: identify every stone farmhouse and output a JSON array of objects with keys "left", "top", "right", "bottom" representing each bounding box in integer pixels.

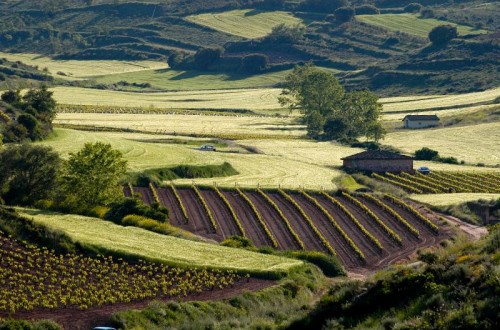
[
  {"left": 402, "top": 115, "right": 440, "bottom": 129},
  {"left": 342, "top": 150, "right": 414, "bottom": 173}
]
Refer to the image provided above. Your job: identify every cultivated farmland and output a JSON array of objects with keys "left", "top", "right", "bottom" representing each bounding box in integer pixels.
[
  {"left": 411, "top": 193, "right": 500, "bottom": 207},
  {"left": 129, "top": 186, "right": 450, "bottom": 272},
  {"left": 357, "top": 14, "right": 487, "bottom": 38},
  {"left": 186, "top": 10, "right": 304, "bottom": 39},
  {"left": 19, "top": 209, "right": 302, "bottom": 275}
]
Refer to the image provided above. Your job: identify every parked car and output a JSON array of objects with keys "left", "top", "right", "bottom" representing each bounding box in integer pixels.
[
  {"left": 417, "top": 166, "right": 431, "bottom": 174},
  {"left": 93, "top": 327, "right": 116, "bottom": 330},
  {"left": 199, "top": 145, "right": 216, "bottom": 151}
]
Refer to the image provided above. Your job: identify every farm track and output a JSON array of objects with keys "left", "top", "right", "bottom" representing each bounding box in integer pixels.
[
  {"left": 266, "top": 192, "right": 328, "bottom": 254},
  {"left": 156, "top": 187, "right": 187, "bottom": 226},
  {"left": 200, "top": 189, "right": 241, "bottom": 240},
  {"left": 246, "top": 191, "right": 302, "bottom": 251},
  {"left": 177, "top": 188, "right": 220, "bottom": 240},
  {"left": 292, "top": 194, "right": 365, "bottom": 268},
  {"left": 221, "top": 190, "right": 272, "bottom": 247}
]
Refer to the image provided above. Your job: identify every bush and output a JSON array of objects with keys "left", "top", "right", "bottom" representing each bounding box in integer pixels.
[
  {"left": 221, "top": 236, "right": 255, "bottom": 248},
  {"left": 415, "top": 147, "right": 439, "bottom": 160},
  {"left": 104, "top": 197, "right": 169, "bottom": 223},
  {"left": 428, "top": 25, "right": 458, "bottom": 45},
  {"left": 334, "top": 7, "right": 355, "bottom": 22},
  {"left": 288, "top": 251, "right": 345, "bottom": 277},
  {"left": 193, "top": 47, "right": 223, "bottom": 70},
  {"left": 420, "top": 8, "right": 434, "bottom": 18},
  {"left": 404, "top": 3, "right": 422, "bottom": 13},
  {"left": 437, "top": 156, "right": 459, "bottom": 164},
  {"left": 240, "top": 54, "right": 269, "bottom": 73},
  {"left": 355, "top": 5, "right": 380, "bottom": 15}
]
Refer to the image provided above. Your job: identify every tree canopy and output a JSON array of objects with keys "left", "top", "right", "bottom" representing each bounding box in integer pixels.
[{"left": 279, "top": 64, "right": 385, "bottom": 141}]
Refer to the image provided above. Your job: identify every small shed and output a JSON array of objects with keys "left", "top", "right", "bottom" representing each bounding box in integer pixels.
[
  {"left": 402, "top": 115, "right": 440, "bottom": 129},
  {"left": 342, "top": 150, "right": 414, "bottom": 173}
]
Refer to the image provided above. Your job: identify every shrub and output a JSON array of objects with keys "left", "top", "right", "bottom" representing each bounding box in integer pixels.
[
  {"left": 240, "top": 54, "right": 269, "bottom": 73},
  {"left": 104, "top": 197, "right": 169, "bottom": 223},
  {"left": 221, "top": 235, "right": 254, "bottom": 248},
  {"left": 334, "top": 7, "right": 355, "bottom": 22},
  {"left": 420, "top": 8, "right": 434, "bottom": 19},
  {"left": 288, "top": 251, "right": 345, "bottom": 277},
  {"left": 428, "top": 25, "right": 458, "bottom": 45},
  {"left": 415, "top": 147, "right": 439, "bottom": 160},
  {"left": 404, "top": 3, "right": 422, "bottom": 13},
  {"left": 193, "top": 47, "right": 223, "bottom": 70},
  {"left": 355, "top": 5, "right": 380, "bottom": 15},
  {"left": 264, "top": 24, "right": 305, "bottom": 44}
]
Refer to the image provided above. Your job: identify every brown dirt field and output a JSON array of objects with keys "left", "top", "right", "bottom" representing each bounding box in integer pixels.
[
  {"left": 8, "top": 278, "right": 275, "bottom": 330},
  {"left": 221, "top": 190, "right": 272, "bottom": 247},
  {"left": 246, "top": 191, "right": 302, "bottom": 251},
  {"left": 133, "top": 186, "right": 155, "bottom": 205},
  {"left": 177, "top": 188, "right": 220, "bottom": 240},
  {"left": 156, "top": 187, "right": 187, "bottom": 226},
  {"left": 200, "top": 188, "right": 241, "bottom": 240},
  {"left": 266, "top": 192, "right": 327, "bottom": 254},
  {"left": 291, "top": 194, "right": 364, "bottom": 269}
]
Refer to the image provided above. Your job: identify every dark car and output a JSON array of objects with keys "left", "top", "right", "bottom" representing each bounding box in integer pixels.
[
  {"left": 417, "top": 166, "right": 431, "bottom": 174},
  {"left": 199, "top": 145, "right": 216, "bottom": 151}
]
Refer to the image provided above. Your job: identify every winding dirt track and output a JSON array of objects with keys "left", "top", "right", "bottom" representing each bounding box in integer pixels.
[
  {"left": 266, "top": 192, "right": 327, "bottom": 254},
  {"left": 246, "top": 191, "right": 302, "bottom": 251},
  {"left": 200, "top": 189, "right": 241, "bottom": 240},
  {"left": 221, "top": 190, "right": 271, "bottom": 247},
  {"left": 156, "top": 187, "right": 187, "bottom": 226},
  {"left": 177, "top": 188, "right": 220, "bottom": 240}
]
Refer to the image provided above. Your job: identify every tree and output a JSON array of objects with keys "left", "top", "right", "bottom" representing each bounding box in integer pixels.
[
  {"left": 280, "top": 64, "right": 384, "bottom": 141},
  {"left": 0, "top": 144, "right": 61, "bottom": 205},
  {"left": 415, "top": 147, "right": 439, "bottom": 160},
  {"left": 240, "top": 54, "right": 269, "bottom": 73},
  {"left": 61, "top": 142, "right": 127, "bottom": 208},
  {"left": 428, "top": 25, "right": 458, "bottom": 45},
  {"left": 300, "top": 0, "right": 347, "bottom": 13},
  {"left": 404, "top": 3, "right": 422, "bottom": 13},
  {"left": 265, "top": 24, "right": 305, "bottom": 44},
  {"left": 334, "top": 7, "right": 355, "bottom": 23},
  {"left": 193, "top": 47, "right": 223, "bottom": 70}
]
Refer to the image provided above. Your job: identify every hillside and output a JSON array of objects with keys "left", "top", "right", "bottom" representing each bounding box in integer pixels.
[{"left": 0, "top": 0, "right": 498, "bottom": 94}]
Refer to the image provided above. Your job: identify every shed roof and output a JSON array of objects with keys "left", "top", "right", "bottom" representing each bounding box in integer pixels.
[
  {"left": 402, "top": 115, "right": 440, "bottom": 121},
  {"left": 341, "top": 150, "right": 413, "bottom": 160}
]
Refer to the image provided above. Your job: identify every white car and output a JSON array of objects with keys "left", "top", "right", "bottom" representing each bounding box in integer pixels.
[
  {"left": 417, "top": 166, "right": 431, "bottom": 174},
  {"left": 200, "top": 145, "right": 216, "bottom": 151}
]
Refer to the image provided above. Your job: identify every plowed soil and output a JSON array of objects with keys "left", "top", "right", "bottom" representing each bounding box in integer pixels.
[
  {"left": 133, "top": 186, "right": 155, "bottom": 205},
  {"left": 156, "top": 187, "right": 187, "bottom": 226},
  {"left": 177, "top": 188, "right": 220, "bottom": 240},
  {"left": 200, "top": 188, "right": 241, "bottom": 239}
]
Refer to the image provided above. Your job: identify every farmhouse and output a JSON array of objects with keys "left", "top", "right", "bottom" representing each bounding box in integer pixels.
[
  {"left": 402, "top": 115, "right": 440, "bottom": 129},
  {"left": 342, "top": 150, "right": 414, "bottom": 173}
]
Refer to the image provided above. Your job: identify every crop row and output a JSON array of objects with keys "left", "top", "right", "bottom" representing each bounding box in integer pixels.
[
  {"left": 278, "top": 189, "right": 337, "bottom": 256},
  {"left": 372, "top": 173, "right": 423, "bottom": 193},
  {"left": 213, "top": 186, "right": 246, "bottom": 237},
  {"left": 149, "top": 183, "right": 161, "bottom": 204},
  {"left": 321, "top": 192, "right": 383, "bottom": 251},
  {"left": 384, "top": 194, "right": 439, "bottom": 233},
  {"left": 236, "top": 188, "right": 279, "bottom": 248},
  {"left": 192, "top": 185, "right": 217, "bottom": 233},
  {"left": 256, "top": 189, "right": 305, "bottom": 250},
  {"left": 341, "top": 192, "right": 402, "bottom": 245},
  {"left": 361, "top": 193, "right": 420, "bottom": 237},
  {"left": 0, "top": 231, "right": 241, "bottom": 314},
  {"left": 170, "top": 183, "right": 189, "bottom": 222},
  {"left": 299, "top": 191, "right": 364, "bottom": 259},
  {"left": 386, "top": 172, "right": 439, "bottom": 193}
]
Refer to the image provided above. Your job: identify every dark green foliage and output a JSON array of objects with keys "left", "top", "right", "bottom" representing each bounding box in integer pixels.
[
  {"left": 299, "top": 0, "right": 347, "bottom": 13},
  {"left": 420, "top": 8, "right": 435, "bottom": 18},
  {"left": 104, "top": 197, "right": 169, "bottom": 223},
  {"left": 287, "top": 250, "right": 345, "bottom": 277},
  {"left": 355, "top": 5, "right": 380, "bottom": 15},
  {"left": 404, "top": 3, "right": 423, "bottom": 13},
  {"left": 415, "top": 147, "right": 439, "bottom": 160},
  {"left": 0, "top": 319, "right": 61, "bottom": 330},
  {"left": 221, "top": 235, "right": 255, "bottom": 248},
  {"left": 0, "top": 144, "right": 61, "bottom": 205},
  {"left": 240, "top": 53, "right": 269, "bottom": 73},
  {"left": 335, "top": 7, "right": 356, "bottom": 22},
  {"left": 192, "top": 47, "right": 224, "bottom": 70},
  {"left": 264, "top": 23, "right": 305, "bottom": 44},
  {"left": 428, "top": 25, "right": 458, "bottom": 45}
]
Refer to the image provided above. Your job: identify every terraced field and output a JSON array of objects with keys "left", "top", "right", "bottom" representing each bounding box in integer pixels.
[
  {"left": 131, "top": 186, "right": 450, "bottom": 272},
  {"left": 0, "top": 52, "right": 167, "bottom": 79},
  {"left": 357, "top": 13, "right": 488, "bottom": 38},
  {"left": 186, "top": 9, "right": 304, "bottom": 39}
]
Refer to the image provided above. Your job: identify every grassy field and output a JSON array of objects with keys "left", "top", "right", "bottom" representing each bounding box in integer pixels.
[
  {"left": 54, "top": 112, "right": 302, "bottom": 137},
  {"left": 40, "top": 129, "right": 343, "bottom": 189},
  {"left": 411, "top": 193, "right": 500, "bottom": 206},
  {"left": 0, "top": 52, "right": 167, "bottom": 79},
  {"left": 18, "top": 208, "right": 301, "bottom": 274},
  {"left": 357, "top": 13, "right": 488, "bottom": 38},
  {"left": 51, "top": 87, "right": 283, "bottom": 111},
  {"left": 384, "top": 122, "right": 500, "bottom": 166},
  {"left": 91, "top": 68, "right": 300, "bottom": 91},
  {"left": 186, "top": 9, "right": 304, "bottom": 39},
  {"left": 382, "top": 104, "right": 499, "bottom": 121}
]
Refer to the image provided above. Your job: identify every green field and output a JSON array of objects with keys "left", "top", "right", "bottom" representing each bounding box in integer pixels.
[
  {"left": 357, "top": 13, "right": 487, "bottom": 38},
  {"left": 0, "top": 52, "right": 167, "bottom": 79},
  {"left": 411, "top": 193, "right": 500, "bottom": 206},
  {"left": 51, "top": 87, "right": 283, "bottom": 111},
  {"left": 384, "top": 122, "right": 500, "bottom": 166},
  {"left": 19, "top": 208, "right": 301, "bottom": 274},
  {"left": 40, "top": 129, "right": 343, "bottom": 189},
  {"left": 186, "top": 9, "right": 304, "bottom": 39}
]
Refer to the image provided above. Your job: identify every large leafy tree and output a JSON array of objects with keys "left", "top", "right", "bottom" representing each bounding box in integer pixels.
[
  {"left": 279, "top": 64, "right": 384, "bottom": 141},
  {"left": 61, "top": 142, "right": 127, "bottom": 208},
  {"left": 0, "top": 144, "right": 61, "bottom": 205}
]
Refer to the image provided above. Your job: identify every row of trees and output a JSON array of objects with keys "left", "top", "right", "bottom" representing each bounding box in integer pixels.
[
  {"left": 0, "top": 142, "right": 127, "bottom": 212},
  {"left": 279, "top": 64, "right": 385, "bottom": 142}
]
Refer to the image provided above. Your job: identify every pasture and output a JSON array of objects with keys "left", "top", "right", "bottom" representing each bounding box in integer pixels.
[
  {"left": 186, "top": 10, "right": 304, "bottom": 39},
  {"left": 357, "top": 14, "right": 488, "bottom": 38},
  {"left": 40, "top": 129, "right": 343, "bottom": 189},
  {"left": 19, "top": 208, "right": 302, "bottom": 274},
  {"left": 411, "top": 193, "right": 500, "bottom": 206},
  {"left": 0, "top": 52, "right": 167, "bottom": 79}
]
